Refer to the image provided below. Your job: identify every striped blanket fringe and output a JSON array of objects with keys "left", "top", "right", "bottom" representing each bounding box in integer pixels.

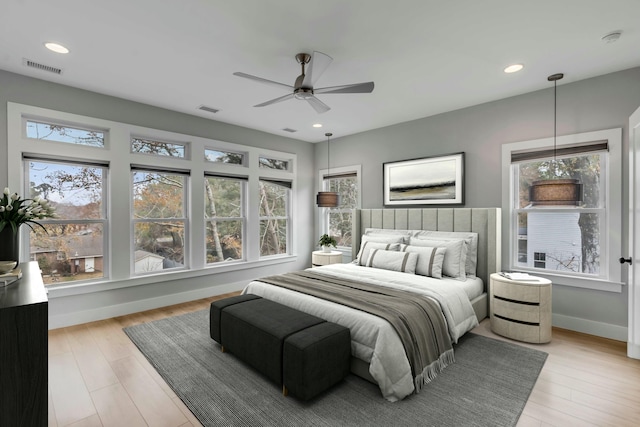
[{"left": 414, "top": 348, "right": 455, "bottom": 393}]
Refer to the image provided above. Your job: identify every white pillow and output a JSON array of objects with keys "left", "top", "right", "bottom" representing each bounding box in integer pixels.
[
  {"left": 364, "top": 228, "right": 412, "bottom": 244},
  {"left": 414, "top": 231, "right": 478, "bottom": 276},
  {"left": 410, "top": 237, "right": 467, "bottom": 280},
  {"left": 365, "top": 249, "right": 418, "bottom": 274},
  {"left": 361, "top": 234, "right": 405, "bottom": 244},
  {"left": 356, "top": 241, "right": 401, "bottom": 266},
  {"left": 401, "top": 245, "right": 446, "bottom": 278}
]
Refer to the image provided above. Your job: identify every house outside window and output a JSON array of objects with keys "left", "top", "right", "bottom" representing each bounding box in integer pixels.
[
  {"left": 502, "top": 128, "right": 623, "bottom": 291},
  {"left": 27, "top": 158, "right": 108, "bottom": 285},
  {"left": 319, "top": 165, "right": 361, "bottom": 249}
]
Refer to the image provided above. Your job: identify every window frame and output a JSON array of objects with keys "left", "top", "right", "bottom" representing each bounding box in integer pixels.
[
  {"left": 318, "top": 164, "right": 361, "bottom": 252},
  {"left": 7, "top": 102, "right": 298, "bottom": 296},
  {"left": 258, "top": 178, "right": 292, "bottom": 258},
  {"left": 501, "top": 128, "right": 623, "bottom": 292},
  {"left": 204, "top": 174, "right": 247, "bottom": 265}
]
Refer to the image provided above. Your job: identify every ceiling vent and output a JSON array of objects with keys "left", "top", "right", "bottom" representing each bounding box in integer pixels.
[
  {"left": 23, "top": 58, "right": 62, "bottom": 75},
  {"left": 197, "top": 105, "right": 220, "bottom": 114},
  {"left": 282, "top": 128, "right": 297, "bottom": 133}
]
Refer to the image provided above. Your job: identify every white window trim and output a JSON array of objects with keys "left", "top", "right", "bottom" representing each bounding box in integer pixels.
[
  {"left": 501, "top": 128, "right": 623, "bottom": 292},
  {"left": 318, "top": 164, "right": 361, "bottom": 253},
  {"left": 7, "top": 102, "right": 297, "bottom": 298}
]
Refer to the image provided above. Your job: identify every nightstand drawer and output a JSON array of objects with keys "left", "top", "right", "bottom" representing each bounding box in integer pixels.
[
  {"left": 492, "top": 280, "right": 541, "bottom": 304},
  {"left": 491, "top": 315, "right": 546, "bottom": 343},
  {"left": 492, "top": 297, "right": 540, "bottom": 324}
]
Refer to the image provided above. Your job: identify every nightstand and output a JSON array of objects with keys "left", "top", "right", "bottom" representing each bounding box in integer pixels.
[
  {"left": 311, "top": 250, "right": 343, "bottom": 267},
  {"left": 489, "top": 273, "right": 552, "bottom": 343}
]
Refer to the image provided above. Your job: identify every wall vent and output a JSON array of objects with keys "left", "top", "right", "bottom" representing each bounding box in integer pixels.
[
  {"left": 23, "top": 58, "right": 62, "bottom": 75},
  {"left": 282, "top": 128, "right": 297, "bottom": 133},
  {"left": 197, "top": 105, "right": 220, "bottom": 114}
]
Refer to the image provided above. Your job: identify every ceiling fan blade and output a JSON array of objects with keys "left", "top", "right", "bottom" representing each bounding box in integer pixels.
[
  {"left": 306, "top": 96, "right": 331, "bottom": 114},
  {"left": 301, "top": 51, "right": 333, "bottom": 88},
  {"left": 254, "top": 93, "right": 295, "bottom": 107},
  {"left": 233, "top": 72, "right": 294, "bottom": 91},
  {"left": 314, "top": 81, "right": 374, "bottom": 94}
]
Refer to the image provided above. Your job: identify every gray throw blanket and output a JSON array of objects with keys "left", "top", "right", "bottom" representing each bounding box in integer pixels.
[{"left": 257, "top": 270, "right": 454, "bottom": 392}]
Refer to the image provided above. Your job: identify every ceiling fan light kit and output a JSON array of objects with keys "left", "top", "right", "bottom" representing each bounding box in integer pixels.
[
  {"left": 529, "top": 73, "right": 583, "bottom": 206},
  {"left": 234, "top": 51, "right": 374, "bottom": 114}
]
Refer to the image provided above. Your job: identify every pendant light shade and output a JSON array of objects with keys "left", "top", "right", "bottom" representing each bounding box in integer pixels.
[
  {"left": 529, "top": 73, "right": 582, "bottom": 206},
  {"left": 316, "top": 132, "right": 340, "bottom": 208}
]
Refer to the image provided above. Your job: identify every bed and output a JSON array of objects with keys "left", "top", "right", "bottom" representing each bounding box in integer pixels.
[{"left": 244, "top": 207, "right": 501, "bottom": 401}]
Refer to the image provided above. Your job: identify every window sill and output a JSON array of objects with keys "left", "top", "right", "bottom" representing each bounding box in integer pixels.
[
  {"left": 509, "top": 268, "right": 625, "bottom": 293},
  {"left": 47, "top": 255, "right": 297, "bottom": 299}
]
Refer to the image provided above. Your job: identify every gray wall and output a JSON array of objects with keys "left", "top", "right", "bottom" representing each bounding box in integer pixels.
[
  {"left": 319, "top": 67, "right": 640, "bottom": 339},
  {"left": 0, "top": 69, "right": 316, "bottom": 327}
]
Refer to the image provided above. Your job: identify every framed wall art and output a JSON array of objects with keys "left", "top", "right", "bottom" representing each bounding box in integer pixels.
[{"left": 383, "top": 152, "right": 464, "bottom": 206}]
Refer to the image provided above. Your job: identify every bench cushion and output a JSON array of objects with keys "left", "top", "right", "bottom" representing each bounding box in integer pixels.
[
  {"left": 283, "top": 322, "right": 351, "bottom": 400},
  {"left": 215, "top": 296, "right": 325, "bottom": 385}
]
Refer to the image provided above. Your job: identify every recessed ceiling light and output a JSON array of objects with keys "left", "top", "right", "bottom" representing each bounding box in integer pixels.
[
  {"left": 313, "top": 123, "right": 323, "bottom": 128},
  {"left": 44, "top": 42, "right": 69, "bottom": 54},
  {"left": 504, "top": 64, "right": 524, "bottom": 74}
]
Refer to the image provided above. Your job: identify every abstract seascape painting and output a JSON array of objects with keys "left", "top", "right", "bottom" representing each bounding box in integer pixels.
[{"left": 383, "top": 152, "right": 464, "bottom": 205}]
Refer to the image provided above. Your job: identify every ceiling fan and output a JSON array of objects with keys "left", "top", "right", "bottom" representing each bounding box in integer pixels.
[{"left": 233, "top": 51, "right": 374, "bottom": 114}]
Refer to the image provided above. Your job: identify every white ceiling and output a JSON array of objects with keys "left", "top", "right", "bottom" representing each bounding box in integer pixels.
[{"left": 2, "top": 0, "right": 639, "bottom": 143}]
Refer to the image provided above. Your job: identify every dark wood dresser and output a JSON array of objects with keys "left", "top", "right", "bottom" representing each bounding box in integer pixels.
[{"left": 0, "top": 261, "right": 48, "bottom": 426}]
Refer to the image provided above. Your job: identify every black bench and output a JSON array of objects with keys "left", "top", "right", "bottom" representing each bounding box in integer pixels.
[{"left": 210, "top": 294, "right": 351, "bottom": 400}]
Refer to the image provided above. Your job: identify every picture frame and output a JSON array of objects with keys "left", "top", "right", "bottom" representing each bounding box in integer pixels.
[{"left": 383, "top": 152, "right": 464, "bottom": 206}]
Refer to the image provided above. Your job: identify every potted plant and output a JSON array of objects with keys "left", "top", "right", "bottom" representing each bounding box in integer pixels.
[{"left": 318, "top": 234, "right": 337, "bottom": 253}]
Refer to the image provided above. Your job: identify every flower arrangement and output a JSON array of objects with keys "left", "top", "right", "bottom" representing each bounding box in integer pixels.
[{"left": 0, "top": 187, "right": 56, "bottom": 233}]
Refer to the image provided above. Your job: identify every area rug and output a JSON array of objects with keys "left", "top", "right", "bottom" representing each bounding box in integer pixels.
[{"left": 124, "top": 309, "right": 547, "bottom": 427}]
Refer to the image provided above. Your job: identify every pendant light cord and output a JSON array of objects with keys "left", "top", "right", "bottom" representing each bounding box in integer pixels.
[
  {"left": 547, "top": 73, "right": 563, "bottom": 176},
  {"left": 326, "top": 132, "right": 332, "bottom": 177}
]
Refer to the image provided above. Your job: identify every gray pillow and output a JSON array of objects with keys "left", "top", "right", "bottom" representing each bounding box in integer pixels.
[
  {"left": 410, "top": 237, "right": 467, "bottom": 280},
  {"left": 401, "top": 245, "right": 446, "bottom": 278},
  {"left": 356, "top": 241, "right": 401, "bottom": 266},
  {"left": 366, "top": 249, "right": 418, "bottom": 274}
]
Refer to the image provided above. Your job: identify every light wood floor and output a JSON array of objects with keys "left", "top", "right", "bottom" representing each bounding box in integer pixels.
[{"left": 48, "top": 295, "right": 640, "bottom": 427}]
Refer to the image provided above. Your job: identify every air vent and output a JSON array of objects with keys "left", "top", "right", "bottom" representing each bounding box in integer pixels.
[
  {"left": 282, "top": 128, "right": 297, "bottom": 133},
  {"left": 23, "top": 58, "right": 62, "bottom": 75},
  {"left": 197, "top": 105, "right": 220, "bottom": 114}
]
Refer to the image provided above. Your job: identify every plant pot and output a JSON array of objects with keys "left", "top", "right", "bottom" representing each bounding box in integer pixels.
[
  {"left": 322, "top": 245, "right": 332, "bottom": 253},
  {"left": 0, "top": 227, "right": 20, "bottom": 264}
]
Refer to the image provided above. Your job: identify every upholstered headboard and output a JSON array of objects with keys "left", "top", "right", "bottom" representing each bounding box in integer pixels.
[{"left": 352, "top": 208, "right": 501, "bottom": 288}]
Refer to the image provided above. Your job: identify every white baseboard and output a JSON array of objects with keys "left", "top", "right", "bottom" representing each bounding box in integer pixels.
[
  {"left": 552, "top": 313, "right": 627, "bottom": 341},
  {"left": 628, "top": 342, "right": 640, "bottom": 359},
  {"left": 48, "top": 281, "right": 246, "bottom": 330}
]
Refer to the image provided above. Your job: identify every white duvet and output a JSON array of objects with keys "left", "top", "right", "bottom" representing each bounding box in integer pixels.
[{"left": 242, "top": 263, "right": 479, "bottom": 402}]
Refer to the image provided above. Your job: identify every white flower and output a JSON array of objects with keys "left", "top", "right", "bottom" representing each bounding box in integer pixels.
[
  {"left": 5, "top": 205, "right": 13, "bottom": 211},
  {"left": 3, "top": 187, "right": 9, "bottom": 196},
  {"left": 33, "top": 196, "right": 41, "bottom": 202},
  {"left": 0, "top": 206, "right": 4, "bottom": 212},
  {"left": 18, "top": 208, "right": 25, "bottom": 215},
  {"left": 10, "top": 192, "right": 19, "bottom": 201}
]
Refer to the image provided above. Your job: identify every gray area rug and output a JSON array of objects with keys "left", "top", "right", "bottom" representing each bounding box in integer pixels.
[{"left": 124, "top": 309, "right": 547, "bottom": 427}]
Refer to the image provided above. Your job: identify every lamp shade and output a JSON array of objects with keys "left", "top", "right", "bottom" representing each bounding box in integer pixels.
[
  {"left": 529, "top": 179, "right": 582, "bottom": 206},
  {"left": 316, "top": 191, "right": 340, "bottom": 207}
]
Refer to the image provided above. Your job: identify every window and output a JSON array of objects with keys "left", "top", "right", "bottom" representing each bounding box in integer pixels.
[
  {"left": 26, "top": 119, "right": 105, "bottom": 147},
  {"left": 205, "top": 149, "right": 244, "bottom": 165},
  {"left": 319, "top": 166, "right": 361, "bottom": 249},
  {"left": 131, "top": 137, "right": 187, "bottom": 158},
  {"left": 205, "top": 175, "right": 245, "bottom": 263},
  {"left": 132, "top": 168, "right": 188, "bottom": 273},
  {"left": 27, "top": 158, "right": 108, "bottom": 285},
  {"left": 259, "top": 179, "right": 290, "bottom": 256},
  {"left": 503, "top": 128, "right": 622, "bottom": 291},
  {"left": 259, "top": 156, "right": 289, "bottom": 171}
]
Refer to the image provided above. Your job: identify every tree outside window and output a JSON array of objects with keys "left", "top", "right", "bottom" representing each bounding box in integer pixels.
[
  {"left": 132, "top": 171, "right": 187, "bottom": 273},
  {"left": 259, "top": 180, "right": 290, "bottom": 256},
  {"left": 205, "top": 176, "right": 244, "bottom": 263},
  {"left": 324, "top": 173, "right": 358, "bottom": 247}
]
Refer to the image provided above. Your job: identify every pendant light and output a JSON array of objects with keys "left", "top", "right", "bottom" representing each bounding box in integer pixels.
[
  {"left": 529, "top": 73, "right": 582, "bottom": 206},
  {"left": 316, "top": 132, "right": 340, "bottom": 207}
]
